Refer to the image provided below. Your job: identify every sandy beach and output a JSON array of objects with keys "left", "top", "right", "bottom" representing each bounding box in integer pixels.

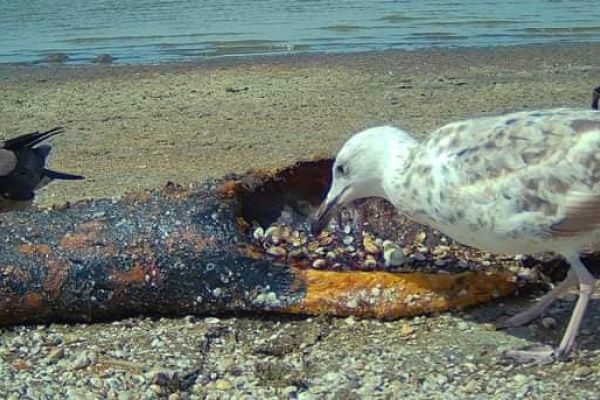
[{"left": 2, "top": 44, "right": 600, "bottom": 398}]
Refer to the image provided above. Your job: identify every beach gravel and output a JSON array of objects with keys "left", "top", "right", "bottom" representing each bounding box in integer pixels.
[{"left": 1, "top": 44, "right": 600, "bottom": 398}]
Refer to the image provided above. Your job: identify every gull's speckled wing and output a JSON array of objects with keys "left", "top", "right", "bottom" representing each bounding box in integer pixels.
[{"left": 407, "top": 109, "right": 600, "bottom": 246}]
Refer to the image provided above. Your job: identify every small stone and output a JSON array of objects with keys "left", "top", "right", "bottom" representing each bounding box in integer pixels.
[
  {"left": 71, "top": 353, "right": 91, "bottom": 370},
  {"left": 150, "top": 384, "right": 163, "bottom": 394},
  {"left": 215, "top": 378, "right": 233, "bottom": 391},
  {"left": 574, "top": 366, "right": 592, "bottom": 378},
  {"left": 346, "top": 299, "right": 358, "bottom": 309},
  {"left": 146, "top": 368, "right": 179, "bottom": 385},
  {"left": 282, "top": 386, "right": 298, "bottom": 397},
  {"left": 47, "top": 346, "right": 64, "bottom": 361},
  {"left": 90, "top": 377, "right": 103, "bottom": 388},
  {"left": 481, "top": 323, "right": 496, "bottom": 331},
  {"left": 457, "top": 321, "right": 470, "bottom": 331},
  {"left": 343, "top": 236, "right": 355, "bottom": 245},
  {"left": 512, "top": 374, "right": 528, "bottom": 385},
  {"left": 312, "top": 259, "right": 327, "bottom": 269},
  {"left": 541, "top": 316, "right": 557, "bottom": 329},
  {"left": 168, "top": 394, "right": 181, "bottom": 400},
  {"left": 463, "top": 380, "right": 478, "bottom": 393},
  {"left": 93, "top": 54, "right": 114, "bottom": 64},
  {"left": 400, "top": 322, "right": 414, "bottom": 336}
]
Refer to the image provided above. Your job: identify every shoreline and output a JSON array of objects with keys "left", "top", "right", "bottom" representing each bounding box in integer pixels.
[
  {"left": 0, "top": 42, "right": 599, "bottom": 208},
  {"left": 2, "top": 41, "right": 600, "bottom": 79}
]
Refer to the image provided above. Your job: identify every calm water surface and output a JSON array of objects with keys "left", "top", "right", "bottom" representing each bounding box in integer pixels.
[{"left": 0, "top": 0, "right": 599, "bottom": 64}]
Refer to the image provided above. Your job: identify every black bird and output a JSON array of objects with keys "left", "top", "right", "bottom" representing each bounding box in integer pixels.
[{"left": 0, "top": 127, "right": 84, "bottom": 211}]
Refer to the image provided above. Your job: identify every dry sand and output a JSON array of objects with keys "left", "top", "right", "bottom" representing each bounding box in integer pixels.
[
  {"left": 1, "top": 44, "right": 600, "bottom": 398},
  {"left": 1, "top": 44, "right": 599, "bottom": 206}
]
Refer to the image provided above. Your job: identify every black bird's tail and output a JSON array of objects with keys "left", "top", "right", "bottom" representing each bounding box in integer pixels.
[
  {"left": 43, "top": 168, "right": 84, "bottom": 181},
  {"left": 592, "top": 85, "right": 600, "bottom": 111}
]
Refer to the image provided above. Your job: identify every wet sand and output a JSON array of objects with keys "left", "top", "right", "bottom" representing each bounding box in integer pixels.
[{"left": 2, "top": 44, "right": 600, "bottom": 398}]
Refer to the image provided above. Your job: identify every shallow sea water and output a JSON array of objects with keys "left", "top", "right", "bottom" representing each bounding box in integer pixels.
[{"left": 0, "top": 0, "right": 599, "bottom": 64}]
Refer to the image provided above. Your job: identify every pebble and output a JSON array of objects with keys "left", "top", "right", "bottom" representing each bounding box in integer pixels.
[
  {"left": 70, "top": 353, "right": 91, "bottom": 370},
  {"left": 215, "top": 378, "right": 233, "bottom": 391},
  {"left": 574, "top": 366, "right": 593, "bottom": 378},
  {"left": 540, "top": 316, "right": 557, "bottom": 329},
  {"left": 457, "top": 321, "right": 470, "bottom": 331},
  {"left": 346, "top": 299, "right": 358, "bottom": 309},
  {"left": 150, "top": 384, "right": 163, "bottom": 394},
  {"left": 47, "top": 347, "right": 64, "bottom": 361},
  {"left": 119, "top": 391, "right": 134, "bottom": 400},
  {"left": 512, "top": 374, "right": 529, "bottom": 385},
  {"left": 343, "top": 236, "right": 355, "bottom": 245}
]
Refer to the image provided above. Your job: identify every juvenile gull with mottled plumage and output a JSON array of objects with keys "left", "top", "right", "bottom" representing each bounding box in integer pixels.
[{"left": 313, "top": 108, "right": 600, "bottom": 363}]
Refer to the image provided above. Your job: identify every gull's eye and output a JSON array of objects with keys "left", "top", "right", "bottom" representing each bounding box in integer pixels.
[{"left": 336, "top": 164, "right": 347, "bottom": 176}]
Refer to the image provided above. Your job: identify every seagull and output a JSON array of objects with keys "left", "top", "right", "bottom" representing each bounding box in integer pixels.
[
  {"left": 313, "top": 107, "right": 600, "bottom": 363},
  {"left": 0, "top": 127, "right": 84, "bottom": 211}
]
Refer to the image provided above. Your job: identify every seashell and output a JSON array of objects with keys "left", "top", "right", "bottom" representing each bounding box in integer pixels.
[
  {"left": 307, "top": 241, "right": 320, "bottom": 252},
  {"left": 326, "top": 251, "right": 337, "bottom": 259},
  {"left": 279, "top": 226, "right": 292, "bottom": 240},
  {"left": 317, "top": 230, "right": 331, "bottom": 239},
  {"left": 343, "top": 225, "right": 352, "bottom": 234},
  {"left": 266, "top": 246, "right": 287, "bottom": 257},
  {"left": 363, "top": 235, "right": 380, "bottom": 254},
  {"left": 342, "top": 236, "right": 354, "bottom": 245},
  {"left": 315, "top": 247, "right": 328, "bottom": 255},
  {"left": 363, "top": 255, "right": 378, "bottom": 268},
  {"left": 319, "top": 235, "right": 333, "bottom": 246},
  {"left": 415, "top": 231, "right": 427, "bottom": 244},
  {"left": 265, "top": 225, "right": 281, "bottom": 244},
  {"left": 434, "top": 259, "right": 447, "bottom": 267},
  {"left": 288, "top": 249, "right": 304, "bottom": 258},
  {"left": 253, "top": 226, "right": 265, "bottom": 241},
  {"left": 345, "top": 245, "right": 356, "bottom": 253},
  {"left": 312, "top": 258, "right": 327, "bottom": 269},
  {"left": 411, "top": 252, "right": 426, "bottom": 262},
  {"left": 383, "top": 241, "right": 406, "bottom": 267},
  {"left": 334, "top": 246, "right": 346, "bottom": 255}
]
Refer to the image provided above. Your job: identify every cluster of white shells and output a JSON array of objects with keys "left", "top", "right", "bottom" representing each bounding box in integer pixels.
[{"left": 252, "top": 223, "right": 406, "bottom": 270}]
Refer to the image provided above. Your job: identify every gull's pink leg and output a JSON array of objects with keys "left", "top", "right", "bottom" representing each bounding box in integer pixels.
[
  {"left": 556, "top": 253, "right": 596, "bottom": 358},
  {"left": 497, "top": 269, "right": 577, "bottom": 329},
  {"left": 503, "top": 253, "right": 595, "bottom": 364}
]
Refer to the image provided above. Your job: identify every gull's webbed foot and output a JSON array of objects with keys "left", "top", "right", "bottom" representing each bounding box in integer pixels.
[{"left": 501, "top": 344, "right": 558, "bottom": 365}]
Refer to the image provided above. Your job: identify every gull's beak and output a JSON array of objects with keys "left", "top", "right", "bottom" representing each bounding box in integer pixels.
[{"left": 311, "top": 186, "right": 349, "bottom": 233}]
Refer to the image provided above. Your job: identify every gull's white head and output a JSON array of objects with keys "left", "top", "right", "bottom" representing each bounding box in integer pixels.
[{"left": 312, "top": 125, "right": 416, "bottom": 232}]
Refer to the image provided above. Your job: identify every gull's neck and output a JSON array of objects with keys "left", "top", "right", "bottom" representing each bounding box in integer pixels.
[{"left": 380, "top": 131, "right": 421, "bottom": 207}]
